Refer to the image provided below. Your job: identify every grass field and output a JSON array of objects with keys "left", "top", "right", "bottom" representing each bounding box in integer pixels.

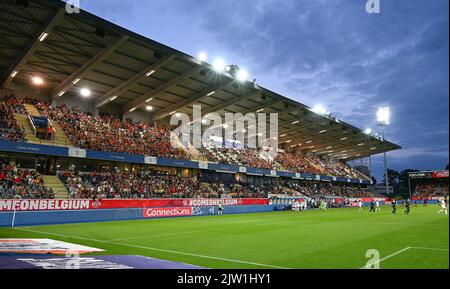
[{"left": 0, "top": 205, "right": 448, "bottom": 269}]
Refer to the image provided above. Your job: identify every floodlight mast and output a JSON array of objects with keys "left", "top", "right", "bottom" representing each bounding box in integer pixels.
[{"left": 377, "top": 107, "right": 390, "bottom": 196}]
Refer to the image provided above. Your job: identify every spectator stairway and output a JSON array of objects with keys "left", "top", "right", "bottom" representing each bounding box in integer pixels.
[
  {"left": 42, "top": 175, "right": 68, "bottom": 199},
  {"left": 15, "top": 104, "right": 73, "bottom": 147}
]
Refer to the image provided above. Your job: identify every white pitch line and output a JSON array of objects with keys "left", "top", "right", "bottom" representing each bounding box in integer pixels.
[
  {"left": 360, "top": 246, "right": 449, "bottom": 269},
  {"left": 14, "top": 227, "right": 289, "bottom": 269},
  {"left": 409, "top": 246, "right": 449, "bottom": 252},
  {"left": 360, "top": 247, "right": 411, "bottom": 269}
]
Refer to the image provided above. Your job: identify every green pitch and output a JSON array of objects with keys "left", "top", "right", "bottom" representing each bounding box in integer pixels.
[{"left": 0, "top": 205, "right": 448, "bottom": 269}]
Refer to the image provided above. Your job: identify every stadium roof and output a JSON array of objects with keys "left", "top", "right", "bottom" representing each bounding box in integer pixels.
[{"left": 0, "top": 0, "right": 401, "bottom": 160}]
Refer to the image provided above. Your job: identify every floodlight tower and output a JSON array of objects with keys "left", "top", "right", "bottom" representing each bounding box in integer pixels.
[{"left": 377, "top": 107, "right": 390, "bottom": 196}]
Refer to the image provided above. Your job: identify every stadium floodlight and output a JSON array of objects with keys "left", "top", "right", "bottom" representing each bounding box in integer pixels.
[
  {"left": 80, "top": 88, "right": 91, "bottom": 97},
  {"left": 146, "top": 105, "right": 153, "bottom": 111},
  {"left": 364, "top": 128, "right": 372, "bottom": 135},
  {"left": 145, "top": 70, "right": 155, "bottom": 77},
  {"left": 236, "top": 69, "right": 249, "bottom": 82},
  {"left": 312, "top": 104, "right": 327, "bottom": 115},
  {"left": 39, "top": 32, "right": 48, "bottom": 42},
  {"left": 376, "top": 106, "right": 390, "bottom": 197},
  {"left": 31, "top": 76, "right": 44, "bottom": 85},
  {"left": 377, "top": 107, "right": 390, "bottom": 125},
  {"left": 11, "top": 71, "right": 18, "bottom": 78},
  {"left": 212, "top": 58, "right": 226, "bottom": 72},
  {"left": 198, "top": 52, "right": 208, "bottom": 62}
]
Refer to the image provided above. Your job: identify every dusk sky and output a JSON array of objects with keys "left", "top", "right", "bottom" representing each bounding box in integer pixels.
[{"left": 76, "top": 0, "right": 449, "bottom": 182}]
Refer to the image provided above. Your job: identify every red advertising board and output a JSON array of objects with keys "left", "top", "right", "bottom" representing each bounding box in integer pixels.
[
  {"left": 0, "top": 198, "right": 269, "bottom": 212},
  {"left": 432, "top": 171, "right": 449, "bottom": 178}
]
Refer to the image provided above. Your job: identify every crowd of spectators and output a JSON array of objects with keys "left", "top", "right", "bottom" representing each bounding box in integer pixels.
[
  {"left": 275, "top": 152, "right": 320, "bottom": 174},
  {"left": 2, "top": 96, "right": 370, "bottom": 180},
  {"left": 414, "top": 183, "right": 449, "bottom": 198},
  {"left": 199, "top": 146, "right": 278, "bottom": 169},
  {"left": 277, "top": 179, "right": 377, "bottom": 198},
  {"left": 58, "top": 170, "right": 276, "bottom": 199},
  {"left": 0, "top": 162, "right": 54, "bottom": 199},
  {"left": 0, "top": 97, "right": 25, "bottom": 142},
  {"left": 34, "top": 102, "right": 187, "bottom": 159}
]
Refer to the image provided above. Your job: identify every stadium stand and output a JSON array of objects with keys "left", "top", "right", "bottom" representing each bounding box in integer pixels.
[
  {"left": 0, "top": 161, "right": 54, "bottom": 199},
  {"left": 1, "top": 96, "right": 373, "bottom": 180},
  {"left": 0, "top": 0, "right": 402, "bottom": 205}
]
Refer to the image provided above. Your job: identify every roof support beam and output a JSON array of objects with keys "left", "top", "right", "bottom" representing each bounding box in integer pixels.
[
  {"left": 1, "top": 8, "right": 65, "bottom": 88},
  {"left": 200, "top": 90, "right": 263, "bottom": 116},
  {"left": 123, "top": 65, "right": 203, "bottom": 114},
  {"left": 150, "top": 79, "right": 235, "bottom": 121},
  {"left": 229, "top": 98, "right": 283, "bottom": 117},
  {"left": 95, "top": 55, "right": 175, "bottom": 108},
  {"left": 51, "top": 35, "right": 129, "bottom": 99}
]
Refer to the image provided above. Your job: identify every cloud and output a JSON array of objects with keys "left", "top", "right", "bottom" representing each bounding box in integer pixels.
[{"left": 79, "top": 0, "right": 449, "bottom": 180}]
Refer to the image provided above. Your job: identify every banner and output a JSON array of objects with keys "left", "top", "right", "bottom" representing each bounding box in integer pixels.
[
  {"left": 143, "top": 207, "right": 193, "bottom": 218},
  {"left": 432, "top": 171, "right": 449, "bottom": 178},
  {"left": 0, "top": 198, "right": 269, "bottom": 212}
]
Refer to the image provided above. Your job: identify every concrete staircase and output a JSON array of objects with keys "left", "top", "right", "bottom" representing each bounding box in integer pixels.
[
  {"left": 42, "top": 175, "right": 68, "bottom": 199},
  {"left": 14, "top": 103, "right": 73, "bottom": 147},
  {"left": 14, "top": 113, "right": 42, "bottom": 143},
  {"left": 24, "top": 103, "right": 40, "bottom": 116}
]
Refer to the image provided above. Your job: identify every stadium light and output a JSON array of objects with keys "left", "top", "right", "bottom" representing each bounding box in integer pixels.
[
  {"left": 236, "top": 69, "right": 249, "bottom": 82},
  {"left": 31, "top": 76, "right": 44, "bottom": 85},
  {"left": 377, "top": 107, "right": 390, "bottom": 125},
  {"left": 198, "top": 52, "right": 208, "bottom": 62},
  {"left": 80, "top": 88, "right": 91, "bottom": 97},
  {"left": 312, "top": 104, "right": 327, "bottom": 115},
  {"left": 11, "top": 71, "right": 18, "bottom": 78},
  {"left": 146, "top": 105, "right": 153, "bottom": 111},
  {"left": 212, "top": 58, "right": 226, "bottom": 72},
  {"left": 377, "top": 106, "right": 390, "bottom": 197},
  {"left": 39, "top": 32, "right": 48, "bottom": 42}
]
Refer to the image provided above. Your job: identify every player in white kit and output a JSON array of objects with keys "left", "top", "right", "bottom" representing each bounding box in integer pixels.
[
  {"left": 438, "top": 198, "right": 448, "bottom": 215},
  {"left": 375, "top": 200, "right": 381, "bottom": 211}
]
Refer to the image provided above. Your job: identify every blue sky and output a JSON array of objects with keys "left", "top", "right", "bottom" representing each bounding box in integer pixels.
[{"left": 76, "top": 0, "right": 449, "bottom": 182}]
